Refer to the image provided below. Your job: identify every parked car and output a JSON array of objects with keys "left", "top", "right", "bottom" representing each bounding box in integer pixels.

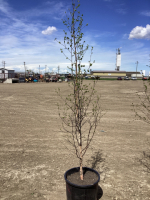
[
  {"left": 91, "top": 76, "right": 95, "bottom": 80},
  {"left": 45, "top": 77, "right": 50, "bottom": 82},
  {"left": 117, "top": 77, "right": 122, "bottom": 80},
  {"left": 142, "top": 76, "right": 149, "bottom": 80},
  {"left": 131, "top": 77, "right": 137, "bottom": 80},
  {"left": 50, "top": 77, "right": 58, "bottom": 82},
  {"left": 19, "top": 77, "right": 25, "bottom": 83},
  {"left": 95, "top": 76, "right": 100, "bottom": 80},
  {"left": 124, "top": 76, "right": 129, "bottom": 80}
]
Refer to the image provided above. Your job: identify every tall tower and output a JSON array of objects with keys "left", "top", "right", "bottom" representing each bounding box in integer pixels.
[
  {"left": 142, "top": 70, "right": 145, "bottom": 76},
  {"left": 115, "top": 48, "right": 121, "bottom": 71}
]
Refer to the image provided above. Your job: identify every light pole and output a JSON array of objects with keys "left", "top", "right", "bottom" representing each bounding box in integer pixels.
[
  {"left": 2, "top": 61, "right": 6, "bottom": 80},
  {"left": 146, "top": 65, "right": 150, "bottom": 78},
  {"left": 45, "top": 65, "right": 47, "bottom": 79},
  {"left": 135, "top": 61, "right": 138, "bottom": 79},
  {"left": 24, "top": 62, "right": 26, "bottom": 80},
  {"left": 58, "top": 65, "right": 60, "bottom": 75}
]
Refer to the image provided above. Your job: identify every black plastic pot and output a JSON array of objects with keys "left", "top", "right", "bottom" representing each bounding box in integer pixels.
[{"left": 64, "top": 167, "right": 100, "bottom": 200}]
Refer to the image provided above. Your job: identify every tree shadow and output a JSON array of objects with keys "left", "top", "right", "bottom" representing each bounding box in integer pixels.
[
  {"left": 87, "top": 149, "right": 109, "bottom": 199},
  {"left": 90, "top": 150, "right": 105, "bottom": 169},
  {"left": 135, "top": 138, "right": 150, "bottom": 173},
  {"left": 137, "top": 150, "right": 150, "bottom": 173}
]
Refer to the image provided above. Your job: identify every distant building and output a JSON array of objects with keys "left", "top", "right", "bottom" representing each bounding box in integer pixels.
[
  {"left": 126, "top": 71, "right": 141, "bottom": 77},
  {"left": 59, "top": 73, "right": 72, "bottom": 78},
  {"left": 91, "top": 70, "right": 126, "bottom": 78},
  {"left": 90, "top": 70, "right": 141, "bottom": 78},
  {"left": 0, "top": 68, "right": 15, "bottom": 79},
  {"left": 142, "top": 70, "right": 146, "bottom": 76}
]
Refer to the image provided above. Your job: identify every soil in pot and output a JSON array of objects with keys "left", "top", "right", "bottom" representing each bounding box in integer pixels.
[{"left": 67, "top": 169, "right": 98, "bottom": 185}]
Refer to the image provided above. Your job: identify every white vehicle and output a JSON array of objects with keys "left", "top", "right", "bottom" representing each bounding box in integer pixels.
[
  {"left": 124, "top": 76, "right": 129, "bottom": 80},
  {"left": 131, "top": 77, "right": 137, "bottom": 80}
]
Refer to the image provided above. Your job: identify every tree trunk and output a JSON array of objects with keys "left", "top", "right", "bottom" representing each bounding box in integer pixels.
[
  {"left": 72, "top": 4, "right": 83, "bottom": 181},
  {"left": 80, "top": 145, "right": 83, "bottom": 180}
]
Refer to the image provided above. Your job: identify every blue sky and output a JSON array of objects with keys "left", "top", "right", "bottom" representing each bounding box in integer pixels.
[{"left": 0, "top": 0, "right": 150, "bottom": 75}]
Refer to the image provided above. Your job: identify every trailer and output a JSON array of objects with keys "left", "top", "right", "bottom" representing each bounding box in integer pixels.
[{"left": 131, "top": 74, "right": 143, "bottom": 78}]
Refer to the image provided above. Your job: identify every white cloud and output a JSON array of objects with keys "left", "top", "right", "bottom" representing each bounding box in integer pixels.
[
  {"left": 0, "top": 0, "right": 10, "bottom": 15},
  {"left": 140, "top": 11, "right": 150, "bottom": 17},
  {"left": 17, "top": 2, "right": 67, "bottom": 21},
  {"left": 0, "top": 0, "right": 149, "bottom": 74},
  {"left": 42, "top": 26, "right": 57, "bottom": 35},
  {"left": 129, "top": 24, "right": 150, "bottom": 40}
]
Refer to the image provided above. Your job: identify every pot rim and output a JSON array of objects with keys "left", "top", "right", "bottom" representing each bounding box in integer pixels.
[{"left": 64, "top": 167, "right": 100, "bottom": 188}]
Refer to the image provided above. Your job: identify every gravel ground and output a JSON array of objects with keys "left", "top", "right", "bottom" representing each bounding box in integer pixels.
[{"left": 0, "top": 80, "right": 150, "bottom": 200}]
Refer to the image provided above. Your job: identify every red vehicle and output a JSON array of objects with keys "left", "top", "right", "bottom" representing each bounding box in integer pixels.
[
  {"left": 142, "top": 76, "right": 149, "bottom": 80},
  {"left": 117, "top": 77, "right": 122, "bottom": 80}
]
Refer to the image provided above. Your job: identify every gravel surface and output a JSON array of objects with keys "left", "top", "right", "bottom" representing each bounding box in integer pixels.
[{"left": 0, "top": 81, "right": 150, "bottom": 200}]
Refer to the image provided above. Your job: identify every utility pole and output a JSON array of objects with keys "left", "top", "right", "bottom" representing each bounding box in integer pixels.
[
  {"left": 23, "top": 62, "right": 26, "bottom": 79},
  {"left": 39, "top": 65, "right": 40, "bottom": 74},
  {"left": 146, "top": 55, "right": 150, "bottom": 78},
  {"left": 135, "top": 61, "right": 138, "bottom": 79},
  {"left": 115, "top": 49, "right": 117, "bottom": 71},
  {"left": 2, "top": 61, "right": 6, "bottom": 80},
  {"left": 58, "top": 65, "right": 60, "bottom": 75},
  {"left": 45, "top": 65, "right": 47, "bottom": 79},
  {"left": 148, "top": 54, "right": 150, "bottom": 68}
]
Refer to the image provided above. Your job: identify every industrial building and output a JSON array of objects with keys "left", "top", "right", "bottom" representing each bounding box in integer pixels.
[
  {"left": 89, "top": 48, "right": 142, "bottom": 78},
  {"left": 91, "top": 70, "right": 126, "bottom": 78},
  {"left": 90, "top": 70, "right": 140, "bottom": 78},
  {"left": 0, "top": 68, "right": 15, "bottom": 79}
]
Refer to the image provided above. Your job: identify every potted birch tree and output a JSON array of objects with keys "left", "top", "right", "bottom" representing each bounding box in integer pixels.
[{"left": 55, "top": 0, "right": 102, "bottom": 199}]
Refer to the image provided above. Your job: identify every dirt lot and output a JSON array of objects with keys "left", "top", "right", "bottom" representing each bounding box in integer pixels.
[{"left": 0, "top": 80, "right": 150, "bottom": 200}]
